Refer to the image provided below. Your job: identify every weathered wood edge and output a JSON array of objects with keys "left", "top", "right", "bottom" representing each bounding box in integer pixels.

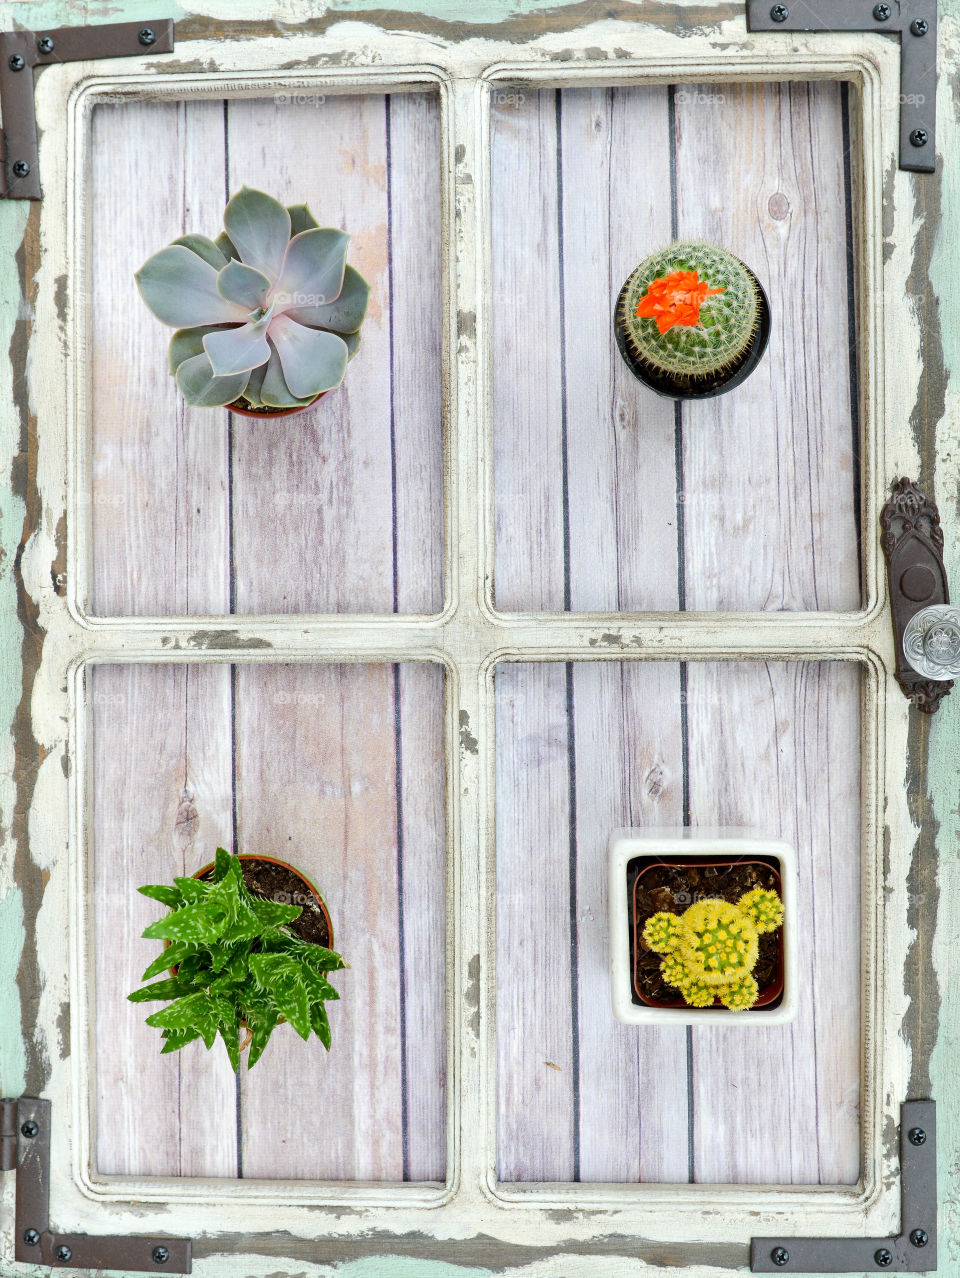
[{"left": 0, "top": 0, "right": 945, "bottom": 1267}]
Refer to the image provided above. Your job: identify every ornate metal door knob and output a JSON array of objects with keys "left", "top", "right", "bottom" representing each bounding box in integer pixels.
[
  {"left": 881, "top": 478, "right": 953, "bottom": 712},
  {"left": 903, "top": 606, "right": 960, "bottom": 679}
]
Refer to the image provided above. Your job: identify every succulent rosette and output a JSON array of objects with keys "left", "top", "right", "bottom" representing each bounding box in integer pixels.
[{"left": 136, "top": 186, "right": 369, "bottom": 411}]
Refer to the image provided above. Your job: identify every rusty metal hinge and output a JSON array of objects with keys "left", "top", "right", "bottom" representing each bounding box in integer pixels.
[
  {"left": 1, "top": 1097, "right": 191, "bottom": 1272},
  {"left": 746, "top": 0, "right": 937, "bottom": 173},
  {"left": 0, "top": 18, "right": 174, "bottom": 199},
  {"left": 751, "top": 1100, "right": 937, "bottom": 1271}
]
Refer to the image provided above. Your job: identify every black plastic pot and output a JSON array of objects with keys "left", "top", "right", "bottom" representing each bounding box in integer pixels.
[{"left": 614, "top": 268, "right": 771, "bottom": 401}]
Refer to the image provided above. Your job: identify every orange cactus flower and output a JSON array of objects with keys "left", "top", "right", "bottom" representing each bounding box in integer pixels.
[{"left": 635, "top": 269, "right": 725, "bottom": 335}]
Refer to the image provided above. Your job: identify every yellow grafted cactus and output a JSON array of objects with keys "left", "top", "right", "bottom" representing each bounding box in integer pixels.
[
  {"left": 676, "top": 977, "right": 715, "bottom": 1008},
  {"left": 738, "top": 886, "right": 784, "bottom": 933},
  {"left": 640, "top": 886, "right": 783, "bottom": 1012},
  {"left": 644, "top": 911, "right": 683, "bottom": 954}
]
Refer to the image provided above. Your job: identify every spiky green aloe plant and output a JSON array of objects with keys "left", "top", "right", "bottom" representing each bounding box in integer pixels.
[
  {"left": 136, "top": 186, "right": 369, "bottom": 411},
  {"left": 128, "top": 849, "right": 344, "bottom": 1069},
  {"left": 615, "top": 241, "right": 763, "bottom": 390},
  {"left": 642, "top": 886, "right": 784, "bottom": 1012}
]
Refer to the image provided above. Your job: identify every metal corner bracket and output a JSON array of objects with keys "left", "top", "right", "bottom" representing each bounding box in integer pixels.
[
  {"left": 0, "top": 17, "right": 174, "bottom": 199},
  {"left": 751, "top": 1100, "right": 937, "bottom": 1272},
  {"left": 1, "top": 1097, "right": 191, "bottom": 1273},
  {"left": 746, "top": 0, "right": 937, "bottom": 173}
]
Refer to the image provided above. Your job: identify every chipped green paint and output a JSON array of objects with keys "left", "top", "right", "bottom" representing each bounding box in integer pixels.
[
  {"left": 459, "top": 709, "right": 478, "bottom": 754},
  {"left": 925, "top": 15, "right": 960, "bottom": 1268},
  {"left": 0, "top": 890, "right": 27, "bottom": 1094}
]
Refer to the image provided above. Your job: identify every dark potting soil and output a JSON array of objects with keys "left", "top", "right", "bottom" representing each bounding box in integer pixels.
[
  {"left": 631, "top": 858, "right": 781, "bottom": 1006},
  {"left": 201, "top": 858, "right": 331, "bottom": 947},
  {"left": 229, "top": 396, "right": 295, "bottom": 415}
]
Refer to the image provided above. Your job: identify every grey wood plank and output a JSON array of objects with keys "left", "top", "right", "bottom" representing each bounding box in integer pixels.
[
  {"left": 491, "top": 93, "right": 576, "bottom": 1180},
  {"left": 89, "top": 100, "right": 231, "bottom": 617},
  {"left": 560, "top": 86, "right": 681, "bottom": 613},
  {"left": 685, "top": 660, "right": 861, "bottom": 1185},
  {"left": 388, "top": 93, "right": 445, "bottom": 615},
  {"left": 491, "top": 90, "right": 566, "bottom": 612},
  {"left": 226, "top": 94, "right": 442, "bottom": 615},
  {"left": 92, "top": 662, "right": 237, "bottom": 1177},
  {"left": 495, "top": 662, "right": 575, "bottom": 1181},
  {"left": 234, "top": 663, "right": 445, "bottom": 1181},
  {"left": 396, "top": 662, "right": 448, "bottom": 1181},
  {"left": 389, "top": 94, "right": 446, "bottom": 1178},
  {"left": 570, "top": 661, "right": 690, "bottom": 1183},
  {"left": 556, "top": 86, "right": 690, "bottom": 1182},
  {"left": 675, "top": 82, "right": 860, "bottom": 612}
]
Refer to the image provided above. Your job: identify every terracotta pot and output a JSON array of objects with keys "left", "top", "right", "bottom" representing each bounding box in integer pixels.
[
  {"left": 631, "top": 856, "right": 784, "bottom": 1010},
  {"left": 227, "top": 391, "right": 326, "bottom": 419},
  {"left": 194, "top": 853, "right": 334, "bottom": 947},
  {"left": 167, "top": 854, "right": 333, "bottom": 978}
]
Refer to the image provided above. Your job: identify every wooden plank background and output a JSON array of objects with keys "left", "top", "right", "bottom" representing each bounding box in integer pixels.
[
  {"left": 492, "top": 83, "right": 862, "bottom": 1184},
  {"left": 92, "top": 660, "right": 447, "bottom": 1183},
  {"left": 495, "top": 659, "right": 862, "bottom": 1185},
  {"left": 491, "top": 83, "right": 861, "bottom": 614},
  {"left": 88, "top": 93, "right": 443, "bottom": 617},
  {"left": 88, "top": 81, "right": 863, "bottom": 1189}
]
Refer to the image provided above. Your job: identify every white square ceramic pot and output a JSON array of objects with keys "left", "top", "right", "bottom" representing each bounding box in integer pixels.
[{"left": 608, "top": 827, "right": 799, "bottom": 1027}]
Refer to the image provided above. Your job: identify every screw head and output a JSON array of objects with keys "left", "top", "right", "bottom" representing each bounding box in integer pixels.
[
  {"left": 8, "top": 53, "right": 25, "bottom": 71},
  {"left": 873, "top": 3, "right": 891, "bottom": 19},
  {"left": 770, "top": 4, "right": 789, "bottom": 20},
  {"left": 23, "top": 1229, "right": 41, "bottom": 1247},
  {"left": 909, "top": 1126, "right": 928, "bottom": 1144},
  {"left": 874, "top": 1249, "right": 893, "bottom": 1267},
  {"left": 11, "top": 160, "right": 30, "bottom": 178},
  {"left": 56, "top": 1245, "right": 73, "bottom": 1262},
  {"left": 910, "top": 1228, "right": 929, "bottom": 1247},
  {"left": 771, "top": 1248, "right": 790, "bottom": 1267},
  {"left": 138, "top": 27, "right": 157, "bottom": 46},
  {"left": 37, "top": 36, "right": 55, "bottom": 53},
  {"left": 20, "top": 1119, "right": 38, "bottom": 1137},
  {"left": 153, "top": 1246, "right": 170, "bottom": 1265},
  {"left": 910, "top": 129, "right": 929, "bottom": 148},
  {"left": 911, "top": 17, "right": 929, "bottom": 35}
]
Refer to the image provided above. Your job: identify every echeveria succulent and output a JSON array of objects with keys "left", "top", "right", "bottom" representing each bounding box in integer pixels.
[{"left": 136, "top": 186, "right": 369, "bottom": 410}]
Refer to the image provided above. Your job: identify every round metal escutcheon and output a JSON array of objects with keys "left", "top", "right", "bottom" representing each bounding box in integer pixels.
[{"left": 903, "top": 605, "right": 960, "bottom": 680}]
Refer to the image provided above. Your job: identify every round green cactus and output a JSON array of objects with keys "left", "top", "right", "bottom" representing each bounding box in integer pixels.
[
  {"left": 615, "top": 241, "right": 765, "bottom": 393},
  {"left": 641, "top": 887, "right": 784, "bottom": 1012}
]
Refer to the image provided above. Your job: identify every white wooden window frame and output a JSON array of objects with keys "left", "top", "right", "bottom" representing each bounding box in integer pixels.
[{"left": 21, "top": 11, "right": 920, "bottom": 1258}]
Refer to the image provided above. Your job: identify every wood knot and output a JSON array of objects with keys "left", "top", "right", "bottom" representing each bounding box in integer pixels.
[
  {"left": 767, "top": 191, "right": 790, "bottom": 221},
  {"left": 174, "top": 789, "right": 199, "bottom": 847}
]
